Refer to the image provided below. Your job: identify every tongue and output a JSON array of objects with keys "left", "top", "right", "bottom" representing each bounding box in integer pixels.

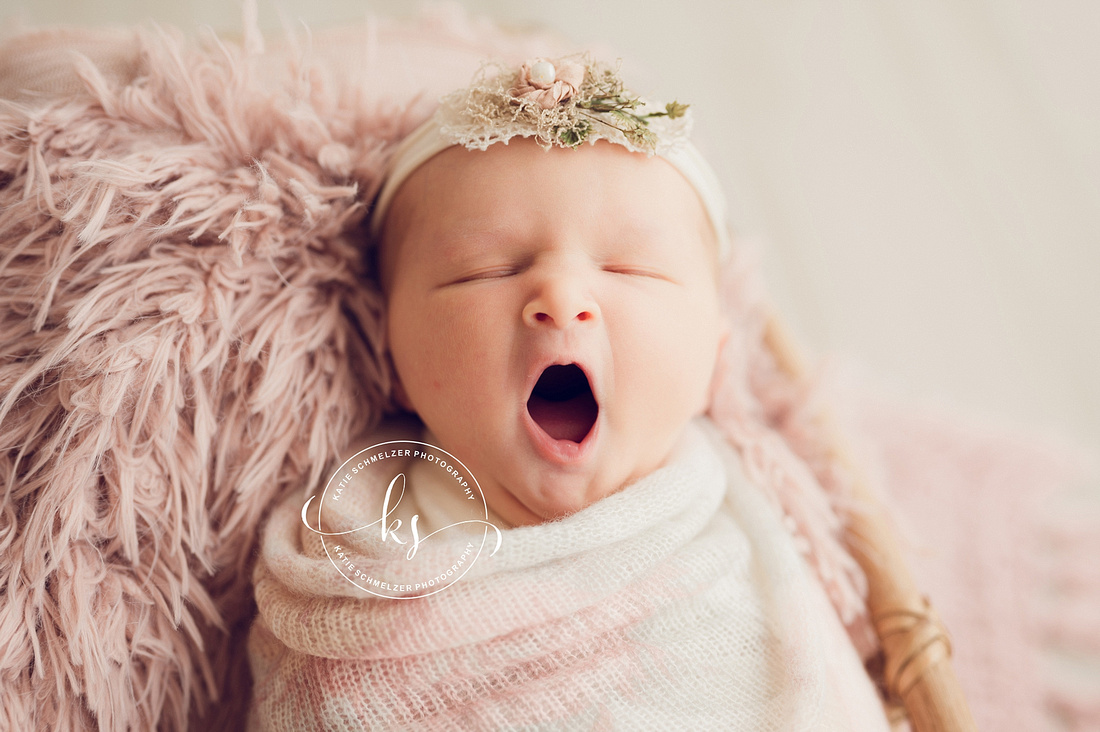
[{"left": 528, "top": 392, "right": 598, "bottom": 442}]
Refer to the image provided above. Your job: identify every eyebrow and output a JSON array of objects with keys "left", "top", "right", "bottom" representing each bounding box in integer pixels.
[{"left": 428, "top": 223, "right": 527, "bottom": 260}]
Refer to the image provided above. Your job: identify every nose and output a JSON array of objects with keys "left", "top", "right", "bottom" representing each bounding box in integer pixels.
[{"left": 522, "top": 267, "right": 600, "bottom": 329}]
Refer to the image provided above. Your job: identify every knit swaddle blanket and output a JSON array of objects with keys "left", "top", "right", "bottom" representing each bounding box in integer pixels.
[{"left": 247, "top": 418, "right": 891, "bottom": 730}]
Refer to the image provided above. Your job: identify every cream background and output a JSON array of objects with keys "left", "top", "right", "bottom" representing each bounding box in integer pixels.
[{"left": 4, "top": 0, "right": 1098, "bottom": 455}]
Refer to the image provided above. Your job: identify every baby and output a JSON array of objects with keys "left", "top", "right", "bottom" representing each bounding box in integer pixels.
[
  {"left": 375, "top": 118, "right": 726, "bottom": 531},
  {"left": 247, "top": 56, "right": 892, "bottom": 731}
]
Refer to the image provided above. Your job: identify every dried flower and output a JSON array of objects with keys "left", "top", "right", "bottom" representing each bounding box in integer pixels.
[
  {"left": 664, "top": 101, "right": 689, "bottom": 120},
  {"left": 508, "top": 59, "right": 586, "bottom": 110},
  {"left": 435, "top": 55, "right": 693, "bottom": 156}
]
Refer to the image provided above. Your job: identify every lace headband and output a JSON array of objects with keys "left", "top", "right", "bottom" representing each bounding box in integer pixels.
[{"left": 368, "top": 56, "right": 731, "bottom": 259}]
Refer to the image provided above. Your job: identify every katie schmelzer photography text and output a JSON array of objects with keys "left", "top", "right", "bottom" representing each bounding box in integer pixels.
[
  {"left": 331, "top": 447, "right": 479, "bottom": 504},
  {"left": 300, "top": 440, "right": 502, "bottom": 599}
]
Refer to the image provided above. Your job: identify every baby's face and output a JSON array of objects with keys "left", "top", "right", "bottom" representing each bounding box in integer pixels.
[{"left": 379, "top": 138, "right": 727, "bottom": 527}]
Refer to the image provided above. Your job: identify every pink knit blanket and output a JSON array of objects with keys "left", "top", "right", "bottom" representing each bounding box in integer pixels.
[{"left": 247, "top": 418, "right": 892, "bottom": 730}]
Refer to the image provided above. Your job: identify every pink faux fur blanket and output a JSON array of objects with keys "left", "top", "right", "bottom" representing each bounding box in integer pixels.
[{"left": 0, "top": 7, "right": 1096, "bottom": 731}]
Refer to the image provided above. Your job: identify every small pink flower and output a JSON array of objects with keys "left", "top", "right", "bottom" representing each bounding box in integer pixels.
[{"left": 509, "top": 58, "right": 585, "bottom": 109}]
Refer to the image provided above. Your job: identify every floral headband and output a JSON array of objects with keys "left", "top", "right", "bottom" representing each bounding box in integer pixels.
[{"left": 369, "top": 55, "right": 731, "bottom": 259}]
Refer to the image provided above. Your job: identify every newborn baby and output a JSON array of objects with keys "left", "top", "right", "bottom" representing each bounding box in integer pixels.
[
  {"left": 377, "top": 135, "right": 726, "bottom": 529},
  {"left": 247, "top": 56, "right": 893, "bottom": 731}
]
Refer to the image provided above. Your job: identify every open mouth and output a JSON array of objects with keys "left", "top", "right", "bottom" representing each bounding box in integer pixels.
[{"left": 526, "top": 364, "right": 599, "bottom": 444}]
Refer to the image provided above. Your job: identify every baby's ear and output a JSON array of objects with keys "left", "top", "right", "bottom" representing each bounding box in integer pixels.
[
  {"left": 717, "top": 320, "right": 732, "bottom": 350},
  {"left": 392, "top": 381, "right": 415, "bottom": 413},
  {"left": 384, "top": 350, "right": 416, "bottom": 413},
  {"left": 705, "top": 322, "right": 732, "bottom": 409},
  {"left": 379, "top": 315, "right": 416, "bottom": 413},
  {"left": 713, "top": 317, "right": 731, "bottom": 363}
]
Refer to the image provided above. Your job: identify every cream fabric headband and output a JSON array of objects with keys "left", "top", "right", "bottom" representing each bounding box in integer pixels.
[{"left": 368, "top": 56, "right": 731, "bottom": 259}]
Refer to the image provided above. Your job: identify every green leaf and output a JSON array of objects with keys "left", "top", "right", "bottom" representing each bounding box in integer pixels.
[
  {"left": 625, "top": 126, "right": 657, "bottom": 149},
  {"left": 664, "top": 101, "right": 689, "bottom": 119},
  {"left": 557, "top": 120, "right": 591, "bottom": 148}
]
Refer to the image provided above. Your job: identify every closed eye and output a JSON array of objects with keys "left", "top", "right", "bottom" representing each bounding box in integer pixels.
[
  {"left": 601, "top": 265, "right": 676, "bottom": 282},
  {"left": 443, "top": 266, "right": 521, "bottom": 286}
]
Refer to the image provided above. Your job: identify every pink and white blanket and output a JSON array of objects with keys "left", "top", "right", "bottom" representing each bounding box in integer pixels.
[{"left": 247, "top": 417, "right": 892, "bottom": 731}]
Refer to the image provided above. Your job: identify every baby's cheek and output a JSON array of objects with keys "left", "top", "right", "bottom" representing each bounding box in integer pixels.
[
  {"left": 434, "top": 310, "right": 504, "bottom": 374},
  {"left": 669, "top": 310, "right": 723, "bottom": 405}
]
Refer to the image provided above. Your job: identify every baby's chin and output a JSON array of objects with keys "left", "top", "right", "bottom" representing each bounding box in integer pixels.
[
  {"left": 487, "top": 479, "right": 618, "bottom": 528},
  {"left": 486, "top": 437, "right": 686, "bottom": 528}
]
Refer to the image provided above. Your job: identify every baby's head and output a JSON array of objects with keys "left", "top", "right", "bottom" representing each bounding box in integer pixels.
[{"left": 370, "top": 57, "right": 730, "bottom": 527}]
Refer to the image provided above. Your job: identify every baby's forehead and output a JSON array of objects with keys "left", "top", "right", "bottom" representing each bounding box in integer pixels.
[
  {"left": 374, "top": 142, "right": 721, "bottom": 295},
  {"left": 382, "top": 140, "right": 714, "bottom": 243}
]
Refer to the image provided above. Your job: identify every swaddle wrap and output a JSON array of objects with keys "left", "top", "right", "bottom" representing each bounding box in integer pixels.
[{"left": 247, "top": 418, "right": 891, "bottom": 730}]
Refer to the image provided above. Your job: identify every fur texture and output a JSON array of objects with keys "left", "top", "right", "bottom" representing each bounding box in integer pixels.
[{"left": 0, "top": 11, "right": 549, "bottom": 729}]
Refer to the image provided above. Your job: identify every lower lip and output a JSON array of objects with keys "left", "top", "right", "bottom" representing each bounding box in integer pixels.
[{"left": 522, "top": 408, "right": 599, "bottom": 466}]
